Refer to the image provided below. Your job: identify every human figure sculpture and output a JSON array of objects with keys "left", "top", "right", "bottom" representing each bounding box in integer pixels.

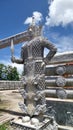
[{"left": 11, "top": 22, "right": 57, "bottom": 121}]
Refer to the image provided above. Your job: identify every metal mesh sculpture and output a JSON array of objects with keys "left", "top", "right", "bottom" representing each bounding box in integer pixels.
[
  {"left": 11, "top": 24, "right": 57, "bottom": 118},
  {"left": 11, "top": 20, "right": 58, "bottom": 130}
]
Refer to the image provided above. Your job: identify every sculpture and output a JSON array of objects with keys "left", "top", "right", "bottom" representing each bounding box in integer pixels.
[{"left": 11, "top": 17, "right": 58, "bottom": 130}]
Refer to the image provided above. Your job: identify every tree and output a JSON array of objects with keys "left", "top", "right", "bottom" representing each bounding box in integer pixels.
[
  {"left": 0, "top": 64, "right": 19, "bottom": 80},
  {"left": 0, "top": 64, "right": 7, "bottom": 80},
  {"left": 7, "top": 65, "right": 19, "bottom": 80}
]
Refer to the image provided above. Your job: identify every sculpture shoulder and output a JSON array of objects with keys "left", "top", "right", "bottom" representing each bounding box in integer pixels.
[
  {"left": 33, "top": 36, "right": 49, "bottom": 44},
  {"left": 34, "top": 36, "right": 45, "bottom": 41},
  {"left": 21, "top": 42, "right": 27, "bottom": 49},
  {"left": 29, "top": 36, "right": 45, "bottom": 44},
  {"left": 39, "top": 37, "right": 50, "bottom": 43}
]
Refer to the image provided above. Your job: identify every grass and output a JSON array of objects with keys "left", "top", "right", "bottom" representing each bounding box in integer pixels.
[
  {"left": 0, "top": 122, "right": 10, "bottom": 130},
  {"left": 0, "top": 100, "right": 10, "bottom": 130}
]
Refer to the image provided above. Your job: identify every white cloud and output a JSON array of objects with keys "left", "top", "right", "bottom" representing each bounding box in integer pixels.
[
  {"left": 11, "top": 63, "right": 23, "bottom": 75},
  {"left": 24, "top": 17, "right": 32, "bottom": 25},
  {"left": 44, "top": 27, "right": 73, "bottom": 53},
  {"left": 46, "top": 0, "right": 73, "bottom": 26},
  {"left": 56, "top": 36, "right": 73, "bottom": 52},
  {"left": 24, "top": 11, "right": 43, "bottom": 25},
  {"left": 49, "top": 33, "right": 73, "bottom": 52},
  {"left": 0, "top": 60, "right": 23, "bottom": 75}
]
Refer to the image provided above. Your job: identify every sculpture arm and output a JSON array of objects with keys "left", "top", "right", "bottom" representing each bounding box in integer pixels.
[
  {"left": 11, "top": 47, "right": 24, "bottom": 64},
  {"left": 11, "top": 56, "right": 24, "bottom": 64},
  {"left": 41, "top": 38, "right": 57, "bottom": 64}
]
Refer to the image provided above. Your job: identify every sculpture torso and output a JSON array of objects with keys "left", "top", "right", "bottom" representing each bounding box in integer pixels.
[
  {"left": 12, "top": 28, "right": 57, "bottom": 118},
  {"left": 21, "top": 37, "right": 45, "bottom": 62},
  {"left": 19, "top": 36, "right": 57, "bottom": 118}
]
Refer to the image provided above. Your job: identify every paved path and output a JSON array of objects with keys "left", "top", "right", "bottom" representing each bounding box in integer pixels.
[{"left": 0, "top": 114, "right": 13, "bottom": 125}]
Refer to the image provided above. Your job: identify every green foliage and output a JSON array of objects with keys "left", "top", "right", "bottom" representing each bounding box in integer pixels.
[
  {"left": 0, "top": 122, "right": 10, "bottom": 130},
  {"left": 7, "top": 65, "right": 19, "bottom": 80},
  {"left": 0, "top": 64, "right": 7, "bottom": 80},
  {"left": 0, "top": 64, "right": 19, "bottom": 81}
]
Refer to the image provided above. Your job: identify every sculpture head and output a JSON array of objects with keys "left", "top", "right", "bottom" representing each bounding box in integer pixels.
[{"left": 28, "top": 16, "right": 43, "bottom": 37}]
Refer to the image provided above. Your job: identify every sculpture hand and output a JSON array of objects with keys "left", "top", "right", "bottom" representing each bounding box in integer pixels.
[
  {"left": 41, "top": 61, "right": 45, "bottom": 68},
  {"left": 11, "top": 56, "right": 15, "bottom": 63},
  {"left": 43, "top": 58, "right": 48, "bottom": 65}
]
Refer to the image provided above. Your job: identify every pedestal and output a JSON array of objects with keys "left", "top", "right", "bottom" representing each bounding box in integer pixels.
[{"left": 10, "top": 116, "right": 58, "bottom": 130}]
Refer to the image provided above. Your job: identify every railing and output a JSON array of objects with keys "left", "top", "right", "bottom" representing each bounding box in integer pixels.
[{"left": 0, "top": 81, "right": 23, "bottom": 90}]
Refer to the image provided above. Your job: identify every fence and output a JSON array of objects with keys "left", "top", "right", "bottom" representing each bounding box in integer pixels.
[{"left": 0, "top": 81, "right": 23, "bottom": 90}]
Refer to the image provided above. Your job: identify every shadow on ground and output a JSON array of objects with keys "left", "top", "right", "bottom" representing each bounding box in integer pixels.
[{"left": 0, "top": 109, "right": 25, "bottom": 117}]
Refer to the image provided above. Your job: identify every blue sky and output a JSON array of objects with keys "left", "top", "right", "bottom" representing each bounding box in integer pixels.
[{"left": 0, "top": 0, "right": 73, "bottom": 73}]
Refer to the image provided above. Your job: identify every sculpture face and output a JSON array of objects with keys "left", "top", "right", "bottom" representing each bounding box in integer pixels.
[{"left": 28, "top": 25, "right": 42, "bottom": 37}]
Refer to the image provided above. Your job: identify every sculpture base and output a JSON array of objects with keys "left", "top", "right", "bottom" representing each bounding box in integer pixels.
[{"left": 10, "top": 116, "right": 58, "bottom": 130}]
